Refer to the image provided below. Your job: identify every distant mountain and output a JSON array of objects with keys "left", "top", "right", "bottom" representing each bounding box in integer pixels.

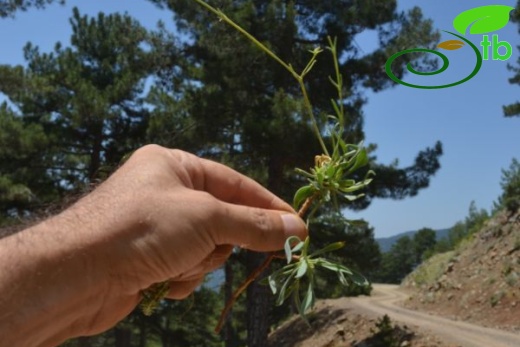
[{"left": 376, "top": 228, "right": 450, "bottom": 253}]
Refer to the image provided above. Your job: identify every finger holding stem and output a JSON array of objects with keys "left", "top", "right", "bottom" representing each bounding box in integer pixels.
[{"left": 214, "top": 195, "right": 316, "bottom": 333}]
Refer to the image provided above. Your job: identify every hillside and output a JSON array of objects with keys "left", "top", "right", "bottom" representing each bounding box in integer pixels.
[{"left": 402, "top": 210, "right": 520, "bottom": 332}]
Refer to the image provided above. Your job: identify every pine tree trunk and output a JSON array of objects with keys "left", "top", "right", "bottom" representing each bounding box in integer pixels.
[
  {"left": 246, "top": 251, "right": 271, "bottom": 347},
  {"left": 223, "top": 259, "right": 236, "bottom": 347},
  {"left": 88, "top": 123, "right": 103, "bottom": 181},
  {"left": 138, "top": 317, "right": 147, "bottom": 347},
  {"left": 245, "top": 154, "right": 284, "bottom": 347},
  {"left": 76, "top": 336, "right": 93, "bottom": 347},
  {"left": 114, "top": 327, "right": 132, "bottom": 347}
]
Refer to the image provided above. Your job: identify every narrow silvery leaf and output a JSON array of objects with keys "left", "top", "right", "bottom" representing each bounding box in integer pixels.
[
  {"left": 309, "top": 241, "right": 345, "bottom": 258},
  {"left": 350, "top": 271, "right": 370, "bottom": 287},
  {"left": 318, "top": 259, "right": 353, "bottom": 275},
  {"left": 268, "top": 275, "right": 278, "bottom": 294},
  {"left": 284, "top": 236, "right": 301, "bottom": 264},
  {"left": 338, "top": 270, "right": 349, "bottom": 286},
  {"left": 295, "top": 260, "right": 308, "bottom": 278},
  {"left": 341, "top": 193, "right": 361, "bottom": 201},
  {"left": 300, "top": 284, "right": 315, "bottom": 314},
  {"left": 347, "top": 148, "right": 368, "bottom": 174},
  {"left": 291, "top": 240, "right": 305, "bottom": 253},
  {"left": 302, "top": 236, "right": 311, "bottom": 257},
  {"left": 282, "top": 282, "right": 297, "bottom": 303},
  {"left": 276, "top": 272, "right": 294, "bottom": 306}
]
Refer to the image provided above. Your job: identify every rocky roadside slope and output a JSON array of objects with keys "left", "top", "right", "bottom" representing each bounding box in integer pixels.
[
  {"left": 402, "top": 210, "right": 520, "bottom": 332},
  {"left": 268, "top": 299, "right": 452, "bottom": 347}
]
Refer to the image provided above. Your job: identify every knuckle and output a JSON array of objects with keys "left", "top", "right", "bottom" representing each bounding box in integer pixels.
[
  {"left": 136, "top": 144, "right": 164, "bottom": 156},
  {"left": 250, "top": 207, "right": 272, "bottom": 232},
  {"left": 249, "top": 208, "right": 276, "bottom": 246}
]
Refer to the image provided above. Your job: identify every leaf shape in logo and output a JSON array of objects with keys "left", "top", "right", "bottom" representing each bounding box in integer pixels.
[
  {"left": 437, "top": 40, "right": 465, "bottom": 50},
  {"left": 453, "top": 5, "right": 514, "bottom": 35}
]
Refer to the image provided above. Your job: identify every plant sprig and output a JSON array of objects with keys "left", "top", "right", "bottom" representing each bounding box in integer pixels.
[
  {"left": 140, "top": 0, "right": 375, "bottom": 330},
  {"left": 266, "top": 236, "right": 369, "bottom": 319}
]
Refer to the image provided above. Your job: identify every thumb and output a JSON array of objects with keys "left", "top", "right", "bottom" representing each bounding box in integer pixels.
[{"left": 211, "top": 202, "right": 307, "bottom": 252}]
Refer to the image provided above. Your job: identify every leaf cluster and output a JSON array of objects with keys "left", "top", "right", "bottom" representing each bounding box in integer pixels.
[
  {"left": 293, "top": 142, "right": 373, "bottom": 216},
  {"left": 265, "top": 236, "right": 368, "bottom": 319}
]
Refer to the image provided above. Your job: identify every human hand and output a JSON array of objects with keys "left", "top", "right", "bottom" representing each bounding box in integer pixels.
[{"left": 0, "top": 145, "right": 306, "bottom": 345}]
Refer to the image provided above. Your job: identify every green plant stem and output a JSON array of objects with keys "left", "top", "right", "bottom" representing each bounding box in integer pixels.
[
  {"left": 191, "top": 0, "right": 329, "bottom": 156},
  {"left": 327, "top": 36, "right": 344, "bottom": 126},
  {"left": 192, "top": 0, "right": 295, "bottom": 76},
  {"left": 297, "top": 79, "right": 329, "bottom": 157}
]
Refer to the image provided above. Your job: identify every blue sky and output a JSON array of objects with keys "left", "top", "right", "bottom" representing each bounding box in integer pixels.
[{"left": 1, "top": 0, "right": 519, "bottom": 238}]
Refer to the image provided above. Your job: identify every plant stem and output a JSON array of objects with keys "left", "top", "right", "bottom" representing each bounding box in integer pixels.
[
  {"left": 192, "top": 0, "right": 296, "bottom": 79},
  {"left": 215, "top": 253, "right": 274, "bottom": 333},
  {"left": 298, "top": 192, "right": 318, "bottom": 219},
  {"left": 297, "top": 80, "right": 329, "bottom": 156},
  {"left": 328, "top": 36, "right": 345, "bottom": 126},
  {"left": 191, "top": 0, "right": 329, "bottom": 155}
]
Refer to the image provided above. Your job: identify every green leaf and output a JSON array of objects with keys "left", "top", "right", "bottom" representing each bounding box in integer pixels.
[
  {"left": 293, "top": 281, "right": 302, "bottom": 312},
  {"left": 340, "top": 193, "right": 363, "bottom": 201},
  {"left": 347, "top": 147, "right": 368, "bottom": 174},
  {"left": 284, "top": 236, "right": 302, "bottom": 264},
  {"left": 453, "top": 5, "right": 514, "bottom": 35},
  {"left": 300, "top": 283, "right": 315, "bottom": 314},
  {"left": 295, "top": 260, "right": 308, "bottom": 278},
  {"left": 302, "top": 236, "right": 311, "bottom": 257},
  {"left": 309, "top": 241, "right": 345, "bottom": 258},
  {"left": 291, "top": 240, "right": 305, "bottom": 253},
  {"left": 293, "top": 185, "right": 314, "bottom": 210},
  {"left": 268, "top": 275, "right": 278, "bottom": 294},
  {"left": 350, "top": 271, "right": 370, "bottom": 287},
  {"left": 317, "top": 259, "right": 353, "bottom": 275},
  {"left": 338, "top": 269, "right": 349, "bottom": 286},
  {"left": 325, "top": 164, "right": 336, "bottom": 178},
  {"left": 280, "top": 281, "right": 297, "bottom": 303},
  {"left": 276, "top": 271, "right": 296, "bottom": 306},
  {"left": 337, "top": 137, "right": 348, "bottom": 154},
  {"left": 294, "top": 168, "right": 314, "bottom": 180},
  {"left": 339, "top": 181, "right": 368, "bottom": 193},
  {"left": 263, "top": 265, "right": 294, "bottom": 292}
]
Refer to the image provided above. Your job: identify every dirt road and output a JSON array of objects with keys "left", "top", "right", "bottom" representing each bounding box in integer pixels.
[{"left": 345, "top": 284, "right": 520, "bottom": 347}]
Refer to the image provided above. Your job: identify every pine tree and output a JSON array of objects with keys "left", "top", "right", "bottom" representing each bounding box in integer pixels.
[
  {"left": 493, "top": 159, "right": 520, "bottom": 213},
  {"left": 0, "top": 103, "right": 55, "bottom": 225},
  {"left": 412, "top": 228, "right": 436, "bottom": 265},
  {"left": 0, "top": 0, "right": 65, "bottom": 18},
  {"left": 0, "top": 7, "right": 158, "bottom": 218}
]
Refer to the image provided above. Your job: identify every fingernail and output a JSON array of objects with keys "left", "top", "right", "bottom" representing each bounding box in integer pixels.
[{"left": 281, "top": 214, "right": 306, "bottom": 238}]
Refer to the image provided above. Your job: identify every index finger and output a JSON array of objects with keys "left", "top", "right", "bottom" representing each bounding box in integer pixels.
[{"left": 198, "top": 157, "right": 294, "bottom": 212}]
